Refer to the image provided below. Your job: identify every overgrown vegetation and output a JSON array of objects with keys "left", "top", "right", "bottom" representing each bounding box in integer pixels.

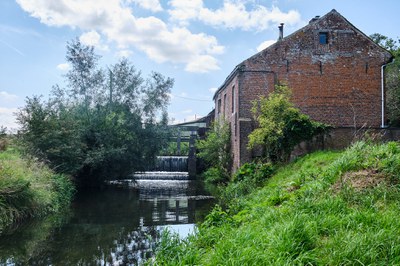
[
  {"left": 248, "top": 85, "right": 328, "bottom": 162},
  {"left": 370, "top": 33, "right": 400, "bottom": 126},
  {"left": 0, "top": 141, "right": 75, "bottom": 233},
  {"left": 159, "top": 142, "right": 189, "bottom": 156},
  {"left": 17, "top": 39, "right": 173, "bottom": 187},
  {"left": 150, "top": 141, "right": 400, "bottom": 265},
  {"left": 196, "top": 121, "right": 232, "bottom": 184}
]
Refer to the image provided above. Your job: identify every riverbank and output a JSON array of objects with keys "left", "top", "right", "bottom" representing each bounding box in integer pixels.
[
  {"left": 151, "top": 141, "right": 400, "bottom": 265},
  {"left": 0, "top": 143, "right": 75, "bottom": 233}
]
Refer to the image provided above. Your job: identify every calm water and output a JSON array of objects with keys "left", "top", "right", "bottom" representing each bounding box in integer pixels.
[{"left": 0, "top": 179, "right": 214, "bottom": 265}]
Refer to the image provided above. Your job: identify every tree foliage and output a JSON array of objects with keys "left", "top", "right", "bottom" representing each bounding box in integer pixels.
[
  {"left": 17, "top": 39, "right": 173, "bottom": 187},
  {"left": 248, "top": 85, "right": 328, "bottom": 162},
  {"left": 197, "top": 121, "right": 232, "bottom": 183},
  {"left": 370, "top": 33, "right": 400, "bottom": 126}
]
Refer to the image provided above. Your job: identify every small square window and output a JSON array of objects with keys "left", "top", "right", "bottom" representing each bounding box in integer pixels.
[{"left": 319, "top": 32, "right": 328, "bottom": 44}]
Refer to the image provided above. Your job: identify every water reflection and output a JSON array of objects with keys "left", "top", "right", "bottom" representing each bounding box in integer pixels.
[{"left": 0, "top": 179, "right": 214, "bottom": 265}]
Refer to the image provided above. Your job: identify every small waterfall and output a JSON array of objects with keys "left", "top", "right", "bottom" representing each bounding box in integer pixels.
[
  {"left": 126, "top": 156, "right": 191, "bottom": 181},
  {"left": 133, "top": 171, "right": 188, "bottom": 180},
  {"left": 154, "top": 156, "right": 188, "bottom": 172}
]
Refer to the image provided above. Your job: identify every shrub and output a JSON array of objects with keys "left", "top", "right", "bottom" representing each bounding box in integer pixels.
[
  {"left": 248, "top": 85, "right": 328, "bottom": 162},
  {"left": 197, "top": 121, "right": 231, "bottom": 183},
  {"left": 234, "top": 162, "right": 275, "bottom": 184}
]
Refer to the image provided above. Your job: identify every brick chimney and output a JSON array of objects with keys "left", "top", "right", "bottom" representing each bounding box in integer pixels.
[{"left": 278, "top": 23, "right": 284, "bottom": 41}]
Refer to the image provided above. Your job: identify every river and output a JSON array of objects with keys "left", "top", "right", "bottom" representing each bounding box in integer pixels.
[{"left": 0, "top": 178, "right": 214, "bottom": 265}]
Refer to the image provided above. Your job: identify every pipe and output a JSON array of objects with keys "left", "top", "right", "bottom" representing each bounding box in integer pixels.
[{"left": 381, "top": 58, "right": 395, "bottom": 128}]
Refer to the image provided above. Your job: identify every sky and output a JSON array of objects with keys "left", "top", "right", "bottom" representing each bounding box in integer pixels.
[{"left": 0, "top": 0, "right": 399, "bottom": 130}]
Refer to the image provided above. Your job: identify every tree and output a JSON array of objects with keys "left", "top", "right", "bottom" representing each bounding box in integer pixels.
[
  {"left": 17, "top": 39, "right": 173, "bottom": 187},
  {"left": 248, "top": 85, "right": 328, "bottom": 162},
  {"left": 370, "top": 33, "right": 400, "bottom": 57},
  {"left": 197, "top": 121, "right": 232, "bottom": 183},
  {"left": 370, "top": 33, "right": 400, "bottom": 126}
]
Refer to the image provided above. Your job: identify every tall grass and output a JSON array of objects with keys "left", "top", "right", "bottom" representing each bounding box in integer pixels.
[
  {"left": 0, "top": 144, "right": 75, "bottom": 233},
  {"left": 150, "top": 141, "right": 400, "bottom": 265}
]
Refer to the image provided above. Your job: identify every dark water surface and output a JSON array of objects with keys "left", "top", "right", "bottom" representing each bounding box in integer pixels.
[{"left": 0, "top": 179, "right": 214, "bottom": 265}]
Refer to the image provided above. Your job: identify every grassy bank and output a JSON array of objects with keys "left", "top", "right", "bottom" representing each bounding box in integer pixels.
[
  {"left": 151, "top": 141, "right": 400, "bottom": 265},
  {"left": 0, "top": 143, "right": 75, "bottom": 233}
]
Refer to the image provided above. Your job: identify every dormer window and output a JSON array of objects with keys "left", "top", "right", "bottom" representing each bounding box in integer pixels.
[{"left": 319, "top": 32, "right": 328, "bottom": 44}]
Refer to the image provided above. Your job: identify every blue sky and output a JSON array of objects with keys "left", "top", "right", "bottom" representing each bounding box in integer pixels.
[{"left": 0, "top": 0, "right": 399, "bottom": 130}]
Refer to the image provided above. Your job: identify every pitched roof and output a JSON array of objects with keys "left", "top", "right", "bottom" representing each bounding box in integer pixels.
[{"left": 213, "top": 9, "right": 393, "bottom": 100}]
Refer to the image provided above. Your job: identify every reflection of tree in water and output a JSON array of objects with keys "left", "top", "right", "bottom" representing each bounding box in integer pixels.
[
  {"left": 7, "top": 223, "right": 162, "bottom": 265},
  {"left": 95, "top": 225, "right": 160, "bottom": 265},
  {"left": 0, "top": 183, "right": 214, "bottom": 265}
]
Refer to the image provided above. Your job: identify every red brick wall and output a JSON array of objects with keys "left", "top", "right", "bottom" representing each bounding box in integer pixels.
[
  {"left": 243, "top": 21, "right": 391, "bottom": 127},
  {"left": 214, "top": 10, "right": 392, "bottom": 170},
  {"left": 214, "top": 76, "right": 241, "bottom": 170}
]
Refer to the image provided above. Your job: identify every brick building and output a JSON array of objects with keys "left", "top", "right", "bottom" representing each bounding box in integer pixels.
[{"left": 213, "top": 9, "right": 393, "bottom": 170}]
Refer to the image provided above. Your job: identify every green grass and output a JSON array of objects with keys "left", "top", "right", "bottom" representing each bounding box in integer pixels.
[
  {"left": 150, "top": 141, "right": 400, "bottom": 265},
  {"left": 0, "top": 144, "right": 75, "bottom": 233}
]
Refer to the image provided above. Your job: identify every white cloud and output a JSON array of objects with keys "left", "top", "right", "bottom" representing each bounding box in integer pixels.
[
  {"left": 0, "top": 107, "right": 19, "bottom": 130},
  {"left": 79, "top": 30, "right": 109, "bottom": 51},
  {"left": 129, "top": 0, "right": 163, "bottom": 12},
  {"left": 0, "top": 91, "right": 18, "bottom": 102},
  {"left": 116, "top": 49, "right": 133, "bottom": 58},
  {"left": 16, "top": 0, "right": 224, "bottom": 73},
  {"left": 209, "top": 87, "right": 218, "bottom": 93},
  {"left": 256, "top": 39, "right": 276, "bottom": 52},
  {"left": 168, "top": 0, "right": 301, "bottom": 31},
  {"left": 185, "top": 54, "right": 220, "bottom": 73},
  {"left": 56, "top": 62, "right": 71, "bottom": 71}
]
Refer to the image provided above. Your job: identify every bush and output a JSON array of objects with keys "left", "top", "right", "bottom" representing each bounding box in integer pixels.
[
  {"left": 234, "top": 162, "right": 275, "bottom": 184},
  {"left": 0, "top": 127, "right": 8, "bottom": 152},
  {"left": 197, "top": 121, "right": 231, "bottom": 183},
  {"left": 202, "top": 167, "right": 228, "bottom": 184},
  {"left": 248, "top": 85, "right": 328, "bottom": 162}
]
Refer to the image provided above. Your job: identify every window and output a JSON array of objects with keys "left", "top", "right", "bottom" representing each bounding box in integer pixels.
[
  {"left": 224, "top": 94, "right": 227, "bottom": 112},
  {"left": 218, "top": 99, "right": 221, "bottom": 114},
  {"left": 319, "top": 32, "right": 328, "bottom": 44},
  {"left": 232, "top": 86, "right": 235, "bottom": 113}
]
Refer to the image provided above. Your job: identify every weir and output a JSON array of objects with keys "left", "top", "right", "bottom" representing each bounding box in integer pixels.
[
  {"left": 134, "top": 156, "right": 190, "bottom": 180},
  {"left": 133, "top": 171, "right": 189, "bottom": 180},
  {"left": 154, "top": 156, "right": 188, "bottom": 172}
]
